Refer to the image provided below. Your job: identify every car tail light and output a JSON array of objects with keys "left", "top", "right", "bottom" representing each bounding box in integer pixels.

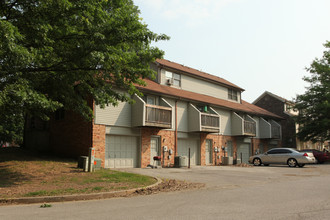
[{"left": 303, "top": 153, "right": 308, "bottom": 157}]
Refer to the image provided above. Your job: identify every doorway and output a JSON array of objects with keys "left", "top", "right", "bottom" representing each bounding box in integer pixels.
[
  {"left": 150, "top": 137, "right": 161, "bottom": 166},
  {"left": 205, "top": 139, "right": 213, "bottom": 165}
]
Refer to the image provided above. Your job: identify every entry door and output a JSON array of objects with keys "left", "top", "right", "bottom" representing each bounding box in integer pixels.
[
  {"left": 205, "top": 139, "right": 212, "bottom": 165},
  {"left": 150, "top": 137, "right": 160, "bottom": 165},
  {"left": 237, "top": 143, "right": 251, "bottom": 164},
  {"left": 227, "top": 141, "right": 233, "bottom": 157}
]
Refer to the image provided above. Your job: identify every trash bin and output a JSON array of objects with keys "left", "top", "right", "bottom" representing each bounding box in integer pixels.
[
  {"left": 78, "top": 156, "right": 88, "bottom": 169},
  {"left": 235, "top": 158, "right": 241, "bottom": 165},
  {"left": 174, "top": 156, "right": 181, "bottom": 167},
  {"left": 222, "top": 156, "right": 233, "bottom": 165}
]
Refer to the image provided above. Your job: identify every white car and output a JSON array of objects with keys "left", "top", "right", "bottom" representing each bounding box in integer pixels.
[{"left": 249, "top": 148, "right": 316, "bottom": 167}]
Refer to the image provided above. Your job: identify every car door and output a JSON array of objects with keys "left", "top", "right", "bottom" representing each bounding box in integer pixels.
[
  {"left": 277, "top": 149, "right": 293, "bottom": 164},
  {"left": 262, "top": 149, "right": 280, "bottom": 164}
]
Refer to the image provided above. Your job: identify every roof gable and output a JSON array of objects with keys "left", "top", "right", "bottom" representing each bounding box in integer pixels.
[
  {"left": 155, "top": 59, "right": 244, "bottom": 91},
  {"left": 253, "top": 91, "right": 293, "bottom": 105}
]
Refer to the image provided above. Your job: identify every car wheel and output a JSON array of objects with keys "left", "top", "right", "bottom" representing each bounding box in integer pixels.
[
  {"left": 287, "top": 158, "right": 297, "bottom": 167},
  {"left": 298, "top": 164, "right": 305, "bottom": 168},
  {"left": 253, "top": 158, "right": 262, "bottom": 166}
]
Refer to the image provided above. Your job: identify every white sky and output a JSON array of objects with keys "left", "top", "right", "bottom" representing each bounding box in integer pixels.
[{"left": 133, "top": 0, "right": 330, "bottom": 103}]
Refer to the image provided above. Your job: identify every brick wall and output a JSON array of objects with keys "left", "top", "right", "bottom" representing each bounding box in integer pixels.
[
  {"left": 141, "top": 127, "right": 175, "bottom": 168},
  {"left": 92, "top": 123, "right": 106, "bottom": 167},
  {"left": 49, "top": 110, "right": 92, "bottom": 158},
  {"left": 200, "top": 134, "right": 237, "bottom": 165}
]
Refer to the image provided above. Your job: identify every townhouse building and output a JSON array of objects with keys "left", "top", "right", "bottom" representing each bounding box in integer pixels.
[
  {"left": 26, "top": 59, "right": 283, "bottom": 168},
  {"left": 253, "top": 91, "right": 327, "bottom": 151}
]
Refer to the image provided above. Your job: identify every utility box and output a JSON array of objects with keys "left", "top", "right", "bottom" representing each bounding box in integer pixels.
[
  {"left": 93, "top": 158, "right": 102, "bottom": 171},
  {"left": 222, "top": 156, "right": 233, "bottom": 165},
  {"left": 180, "top": 156, "right": 188, "bottom": 167},
  {"left": 174, "top": 156, "right": 188, "bottom": 167}
]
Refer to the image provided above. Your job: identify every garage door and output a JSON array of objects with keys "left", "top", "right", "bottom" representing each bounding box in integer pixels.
[
  {"left": 178, "top": 139, "right": 200, "bottom": 165},
  {"left": 105, "top": 135, "right": 139, "bottom": 168},
  {"left": 237, "top": 142, "right": 251, "bottom": 164}
]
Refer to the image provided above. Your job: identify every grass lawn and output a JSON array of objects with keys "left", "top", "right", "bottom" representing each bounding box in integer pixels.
[{"left": 0, "top": 148, "right": 156, "bottom": 198}]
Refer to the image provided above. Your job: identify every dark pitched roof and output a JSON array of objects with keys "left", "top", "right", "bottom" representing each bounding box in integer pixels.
[
  {"left": 155, "top": 59, "right": 244, "bottom": 91},
  {"left": 136, "top": 79, "right": 282, "bottom": 120},
  {"left": 253, "top": 91, "right": 294, "bottom": 105}
]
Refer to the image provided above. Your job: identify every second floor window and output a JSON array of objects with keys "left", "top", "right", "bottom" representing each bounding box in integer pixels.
[
  {"left": 228, "top": 89, "right": 238, "bottom": 101},
  {"left": 165, "top": 71, "right": 181, "bottom": 87},
  {"left": 146, "top": 96, "right": 156, "bottom": 105}
]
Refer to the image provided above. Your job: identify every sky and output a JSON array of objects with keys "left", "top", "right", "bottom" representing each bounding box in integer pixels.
[{"left": 133, "top": 0, "right": 330, "bottom": 103}]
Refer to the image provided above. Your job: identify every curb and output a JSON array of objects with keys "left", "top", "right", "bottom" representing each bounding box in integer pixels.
[{"left": 0, "top": 177, "right": 162, "bottom": 206}]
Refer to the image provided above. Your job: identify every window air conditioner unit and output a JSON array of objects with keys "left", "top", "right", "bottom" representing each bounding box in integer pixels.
[{"left": 166, "top": 78, "right": 173, "bottom": 85}]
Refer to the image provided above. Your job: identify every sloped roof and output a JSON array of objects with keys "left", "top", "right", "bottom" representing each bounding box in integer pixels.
[
  {"left": 136, "top": 79, "right": 282, "bottom": 120},
  {"left": 155, "top": 59, "right": 244, "bottom": 91},
  {"left": 253, "top": 91, "right": 294, "bottom": 105}
]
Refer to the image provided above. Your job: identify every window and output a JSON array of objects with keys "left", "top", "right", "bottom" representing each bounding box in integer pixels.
[
  {"left": 165, "top": 71, "right": 181, "bottom": 87},
  {"left": 146, "top": 96, "right": 156, "bottom": 105},
  {"left": 228, "top": 89, "right": 238, "bottom": 101}
]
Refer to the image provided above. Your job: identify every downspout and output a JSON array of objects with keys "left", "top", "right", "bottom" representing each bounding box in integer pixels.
[{"left": 175, "top": 100, "right": 178, "bottom": 156}]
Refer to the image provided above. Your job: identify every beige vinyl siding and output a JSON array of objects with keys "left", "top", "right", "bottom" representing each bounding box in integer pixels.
[
  {"left": 231, "top": 112, "right": 243, "bottom": 135},
  {"left": 252, "top": 117, "right": 260, "bottom": 138},
  {"left": 159, "top": 69, "right": 167, "bottom": 86},
  {"left": 259, "top": 118, "right": 271, "bottom": 139},
  {"left": 188, "top": 104, "right": 200, "bottom": 132},
  {"left": 214, "top": 108, "right": 232, "bottom": 135},
  {"left": 131, "top": 95, "right": 145, "bottom": 127},
  {"left": 181, "top": 75, "right": 228, "bottom": 100},
  {"left": 95, "top": 101, "right": 132, "bottom": 127},
  {"left": 159, "top": 69, "right": 240, "bottom": 103},
  {"left": 106, "top": 126, "right": 140, "bottom": 136},
  {"left": 177, "top": 101, "right": 188, "bottom": 132}
]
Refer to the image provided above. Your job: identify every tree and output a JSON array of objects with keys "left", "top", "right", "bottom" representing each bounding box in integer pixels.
[
  {"left": 294, "top": 41, "right": 330, "bottom": 143},
  {"left": 0, "top": 0, "right": 169, "bottom": 143}
]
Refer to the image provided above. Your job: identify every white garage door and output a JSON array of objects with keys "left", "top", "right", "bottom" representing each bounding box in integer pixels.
[
  {"left": 105, "top": 135, "right": 139, "bottom": 168},
  {"left": 178, "top": 139, "right": 200, "bottom": 165},
  {"left": 237, "top": 142, "right": 251, "bottom": 164}
]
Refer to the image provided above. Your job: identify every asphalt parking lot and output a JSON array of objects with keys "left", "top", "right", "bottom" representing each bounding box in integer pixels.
[
  {"left": 122, "top": 163, "right": 330, "bottom": 188},
  {"left": 1, "top": 164, "right": 330, "bottom": 220}
]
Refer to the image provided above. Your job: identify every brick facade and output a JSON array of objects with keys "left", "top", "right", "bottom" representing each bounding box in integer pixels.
[
  {"left": 92, "top": 123, "right": 106, "bottom": 167},
  {"left": 141, "top": 127, "right": 175, "bottom": 168},
  {"left": 49, "top": 110, "right": 92, "bottom": 158}
]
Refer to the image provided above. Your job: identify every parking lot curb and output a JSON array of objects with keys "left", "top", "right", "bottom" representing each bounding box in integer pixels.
[{"left": 0, "top": 177, "right": 162, "bottom": 206}]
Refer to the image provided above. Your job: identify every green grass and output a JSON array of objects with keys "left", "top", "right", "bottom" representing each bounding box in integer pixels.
[
  {"left": 0, "top": 148, "right": 156, "bottom": 198},
  {"left": 24, "top": 188, "right": 89, "bottom": 197},
  {"left": 22, "top": 169, "right": 156, "bottom": 197},
  {"left": 81, "top": 170, "right": 156, "bottom": 185}
]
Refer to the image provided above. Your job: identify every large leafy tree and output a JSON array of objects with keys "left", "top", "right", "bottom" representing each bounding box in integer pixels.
[
  {"left": 294, "top": 41, "right": 330, "bottom": 143},
  {"left": 0, "top": 0, "right": 168, "bottom": 143}
]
